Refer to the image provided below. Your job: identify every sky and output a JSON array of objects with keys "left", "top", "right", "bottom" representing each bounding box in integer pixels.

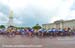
[{"left": 0, "top": 0, "right": 75, "bottom": 27}]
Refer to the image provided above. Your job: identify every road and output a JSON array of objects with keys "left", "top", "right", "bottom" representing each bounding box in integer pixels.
[{"left": 0, "top": 35, "right": 75, "bottom": 48}]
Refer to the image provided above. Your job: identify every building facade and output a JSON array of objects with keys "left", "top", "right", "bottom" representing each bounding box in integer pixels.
[{"left": 42, "top": 19, "right": 75, "bottom": 30}]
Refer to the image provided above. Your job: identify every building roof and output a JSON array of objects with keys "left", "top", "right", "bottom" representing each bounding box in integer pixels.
[{"left": 42, "top": 19, "right": 75, "bottom": 25}]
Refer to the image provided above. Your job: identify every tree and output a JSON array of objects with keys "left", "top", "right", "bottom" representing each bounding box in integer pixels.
[
  {"left": 32, "top": 24, "right": 41, "bottom": 30},
  {"left": 15, "top": 27, "right": 25, "bottom": 29},
  {"left": 25, "top": 27, "right": 31, "bottom": 29},
  {"left": 0, "top": 25, "right": 5, "bottom": 29}
]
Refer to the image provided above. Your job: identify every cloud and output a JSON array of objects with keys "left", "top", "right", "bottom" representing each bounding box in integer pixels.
[
  {"left": 13, "top": 5, "right": 52, "bottom": 27},
  {"left": 0, "top": 3, "right": 10, "bottom": 26},
  {"left": 0, "top": 12, "right": 8, "bottom": 25},
  {"left": 0, "top": 3, "right": 10, "bottom": 15},
  {"left": 0, "top": 0, "right": 75, "bottom": 27},
  {"left": 48, "top": 0, "right": 74, "bottom": 23}
]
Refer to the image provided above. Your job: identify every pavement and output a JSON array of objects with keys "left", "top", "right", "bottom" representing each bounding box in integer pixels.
[{"left": 0, "top": 35, "right": 75, "bottom": 48}]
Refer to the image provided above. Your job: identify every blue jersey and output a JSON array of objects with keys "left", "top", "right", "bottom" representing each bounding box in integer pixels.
[
  {"left": 1, "top": 29, "right": 6, "bottom": 33},
  {"left": 58, "top": 29, "right": 65, "bottom": 32},
  {"left": 29, "top": 29, "right": 34, "bottom": 32},
  {"left": 31, "top": 29, "right": 34, "bottom": 32},
  {"left": 38, "top": 29, "right": 46, "bottom": 33},
  {"left": 38, "top": 29, "right": 42, "bottom": 32},
  {"left": 20, "top": 29, "right": 24, "bottom": 32},
  {"left": 52, "top": 29, "right": 58, "bottom": 32}
]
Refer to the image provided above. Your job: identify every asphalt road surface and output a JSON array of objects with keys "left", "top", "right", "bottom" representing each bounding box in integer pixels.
[{"left": 0, "top": 35, "right": 75, "bottom": 48}]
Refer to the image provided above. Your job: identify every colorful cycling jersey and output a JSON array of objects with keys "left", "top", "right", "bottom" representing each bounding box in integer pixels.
[
  {"left": 7, "top": 29, "right": 11, "bottom": 32},
  {"left": 1, "top": 29, "right": 6, "bottom": 33},
  {"left": 19, "top": 29, "right": 24, "bottom": 32},
  {"left": 38, "top": 29, "right": 46, "bottom": 33},
  {"left": 47, "top": 29, "right": 52, "bottom": 32},
  {"left": 31, "top": 29, "right": 34, "bottom": 32},
  {"left": 58, "top": 29, "right": 65, "bottom": 32},
  {"left": 51, "top": 28, "right": 58, "bottom": 32},
  {"left": 29, "top": 29, "right": 34, "bottom": 32}
]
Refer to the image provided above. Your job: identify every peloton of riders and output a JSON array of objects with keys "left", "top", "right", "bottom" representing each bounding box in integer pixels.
[{"left": 0, "top": 26, "right": 75, "bottom": 37}]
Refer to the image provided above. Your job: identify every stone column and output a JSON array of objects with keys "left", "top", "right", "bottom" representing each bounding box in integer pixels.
[
  {"left": 60, "top": 22, "right": 63, "bottom": 29},
  {"left": 8, "top": 10, "right": 14, "bottom": 26}
]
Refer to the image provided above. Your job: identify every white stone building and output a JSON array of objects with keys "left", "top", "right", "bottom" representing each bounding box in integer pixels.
[{"left": 42, "top": 19, "right": 75, "bottom": 30}]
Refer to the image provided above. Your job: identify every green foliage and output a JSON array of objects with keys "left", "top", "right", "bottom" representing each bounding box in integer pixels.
[
  {"left": 0, "top": 25, "right": 5, "bottom": 29},
  {"left": 24, "top": 27, "right": 31, "bottom": 29},
  {"left": 15, "top": 27, "right": 24, "bottom": 29},
  {"left": 15, "top": 27, "right": 31, "bottom": 29},
  {"left": 32, "top": 24, "right": 41, "bottom": 30}
]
